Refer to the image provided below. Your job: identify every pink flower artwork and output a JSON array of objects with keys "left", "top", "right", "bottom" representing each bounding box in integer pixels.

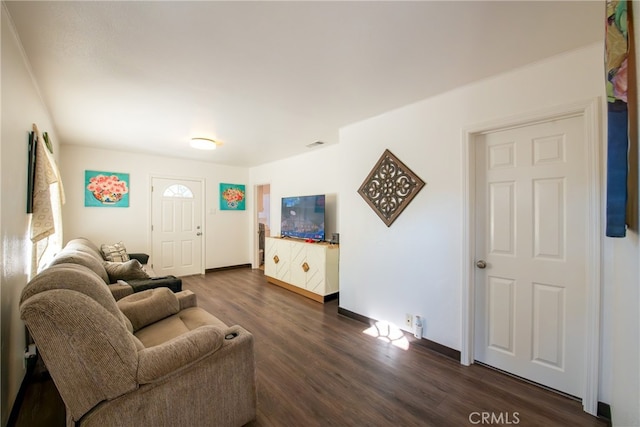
[
  {"left": 85, "top": 171, "right": 130, "bottom": 207},
  {"left": 219, "top": 183, "right": 246, "bottom": 210}
]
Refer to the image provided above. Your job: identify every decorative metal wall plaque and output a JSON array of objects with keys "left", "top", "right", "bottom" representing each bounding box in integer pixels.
[{"left": 358, "top": 149, "right": 426, "bottom": 227}]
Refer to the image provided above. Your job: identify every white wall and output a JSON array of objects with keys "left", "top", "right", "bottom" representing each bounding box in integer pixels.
[
  {"left": 0, "top": 6, "right": 60, "bottom": 424},
  {"left": 60, "top": 146, "right": 251, "bottom": 269},
  {"left": 339, "top": 43, "right": 606, "bottom": 349},
  {"left": 607, "top": 8, "right": 640, "bottom": 426},
  {"left": 338, "top": 42, "right": 638, "bottom": 425},
  {"left": 252, "top": 43, "right": 640, "bottom": 423},
  {"left": 250, "top": 144, "right": 342, "bottom": 239},
  {"left": 608, "top": 233, "right": 640, "bottom": 426}
]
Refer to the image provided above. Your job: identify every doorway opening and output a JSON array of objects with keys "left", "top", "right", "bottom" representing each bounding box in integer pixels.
[{"left": 255, "top": 184, "right": 271, "bottom": 270}]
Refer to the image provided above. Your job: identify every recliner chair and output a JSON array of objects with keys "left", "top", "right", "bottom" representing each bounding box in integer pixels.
[{"left": 20, "top": 263, "right": 256, "bottom": 427}]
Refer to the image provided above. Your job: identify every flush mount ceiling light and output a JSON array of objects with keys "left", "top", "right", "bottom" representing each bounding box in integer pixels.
[{"left": 190, "top": 137, "right": 222, "bottom": 150}]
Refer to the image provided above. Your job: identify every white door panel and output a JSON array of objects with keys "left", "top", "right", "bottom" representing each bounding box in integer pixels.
[
  {"left": 474, "top": 116, "right": 586, "bottom": 398},
  {"left": 151, "top": 178, "right": 203, "bottom": 277}
]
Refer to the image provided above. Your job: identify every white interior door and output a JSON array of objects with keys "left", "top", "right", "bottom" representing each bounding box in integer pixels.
[
  {"left": 151, "top": 177, "right": 203, "bottom": 277},
  {"left": 474, "top": 115, "right": 587, "bottom": 398}
]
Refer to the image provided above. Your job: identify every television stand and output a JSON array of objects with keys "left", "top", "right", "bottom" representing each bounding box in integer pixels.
[{"left": 264, "top": 237, "right": 339, "bottom": 303}]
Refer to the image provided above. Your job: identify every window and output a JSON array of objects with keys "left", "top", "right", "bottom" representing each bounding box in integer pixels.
[{"left": 163, "top": 184, "right": 193, "bottom": 198}]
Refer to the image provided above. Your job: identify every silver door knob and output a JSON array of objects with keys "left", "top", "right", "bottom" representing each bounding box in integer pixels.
[
  {"left": 476, "top": 260, "right": 487, "bottom": 269},
  {"left": 196, "top": 232, "right": 202, "bottom": 236}
]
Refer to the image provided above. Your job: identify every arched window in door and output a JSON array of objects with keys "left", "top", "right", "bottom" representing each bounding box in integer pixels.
[{"left": 163, "top": 184, "right": 193, "bottom": 198}]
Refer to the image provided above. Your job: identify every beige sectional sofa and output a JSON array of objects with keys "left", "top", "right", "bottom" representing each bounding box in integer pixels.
[
  {"left": 50, "top": 237, "right": 182, "bottom": 300},
  {"left": 20, "top": 239, "right": 257, "bottom": 426}
]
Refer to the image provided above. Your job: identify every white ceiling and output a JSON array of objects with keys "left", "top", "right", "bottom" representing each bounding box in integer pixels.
[{"left": 5, "top": 1, "right": 604, "bottom": 167}]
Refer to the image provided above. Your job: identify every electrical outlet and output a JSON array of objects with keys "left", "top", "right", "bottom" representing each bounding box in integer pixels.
[{"left": 405, "top": 313, "right": 413, "bottom": 328}]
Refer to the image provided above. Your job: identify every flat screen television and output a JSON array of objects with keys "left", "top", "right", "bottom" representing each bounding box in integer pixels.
[{"left": 281, "top": 194, "right": 325, "bottom": 241}]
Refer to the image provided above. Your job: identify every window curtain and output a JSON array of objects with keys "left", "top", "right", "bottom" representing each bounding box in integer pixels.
[
  {"left": 30, "top": 124, "right": 65, "bottom": 276},
  {"left": 605, "top": 0, "right": 636, "bottom": 237}
]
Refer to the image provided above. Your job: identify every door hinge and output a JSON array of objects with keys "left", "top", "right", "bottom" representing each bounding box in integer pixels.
[{"left": 151, "top": 225, "right": 154, "bottom": 231}]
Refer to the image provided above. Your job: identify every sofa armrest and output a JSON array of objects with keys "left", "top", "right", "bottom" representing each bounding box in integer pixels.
[
  {"left": 175, "top": 290, "right": 197, "bottom": 310},
  {"left": 109, "top": 281, "right": 134, "bottom": 301},
  {"left": 128, "top": 253, "right": 149, "bottom": 264},
  {"left": 137, "top": 325, "right": 225, "bottom": 383},
  {"left": 117, "top": 288, "right": 179, "bottom": 331}
]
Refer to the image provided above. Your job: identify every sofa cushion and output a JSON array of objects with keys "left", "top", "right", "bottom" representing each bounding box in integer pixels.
[
  {"left": 104, "top": 259, "right": 150, "bottom": 283},
  {"left": 48, "top": 250, "right": 110, "bottom": 284},
  {"left": 134, "top": 307, "right": 228, "bottom": 348},
  {"left": 109, "top": 282, "right": 135, "bottom": 301},
  {"left": 117, "top": 288, "right": 180, "bottom": 332},
  {"left": 137, "top": 325, "right": 225, "bottom": 383},
  {"left": 101, "top": 241, "right": 130, "bottom": 262}
]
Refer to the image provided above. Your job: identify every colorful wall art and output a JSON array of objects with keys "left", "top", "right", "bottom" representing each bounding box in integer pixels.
[
  {"left": 220, "top": 183, "right": 246, "bottom": 210},
  {"left": 605, "top": 0, "right": 636, "bottom": 236},
  {"left": 85, "top": 170, "right": 129, "bottom": 207}
]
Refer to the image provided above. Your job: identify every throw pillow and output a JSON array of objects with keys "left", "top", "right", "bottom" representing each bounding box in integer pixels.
[
  {"left": 101, "top": 241, "right": 130, "bottom": 262},
  {"left": 103, "top": 259, "right": 150, "bottom": 283}
]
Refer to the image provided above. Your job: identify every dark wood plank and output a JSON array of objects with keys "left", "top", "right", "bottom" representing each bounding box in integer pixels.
[
  {"left": 185, "top": 268, "right": 607, "bottom": 427},
  {"left": 11, "top": 358, "right": 65, "bottom": 427},
  {"left": 13, "top": 268, "right": 608, "bottom": 427}
]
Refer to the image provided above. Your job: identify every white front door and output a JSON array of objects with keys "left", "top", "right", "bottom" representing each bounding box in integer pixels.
[
  {"left": 151, "top": 177, "right": 204, "bottom": 277},
  {"left": 474, "top": 115, "right": 587, "bottom": 398}
]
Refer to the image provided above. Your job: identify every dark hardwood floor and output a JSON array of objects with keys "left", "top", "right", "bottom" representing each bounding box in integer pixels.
[{"left": 12, "top": 268, "right": 608, "bottom": 426}]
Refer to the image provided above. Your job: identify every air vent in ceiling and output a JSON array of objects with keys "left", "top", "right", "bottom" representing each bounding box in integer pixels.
[{"left": 306, "top": 141, "right": 325, "bottom": 148}]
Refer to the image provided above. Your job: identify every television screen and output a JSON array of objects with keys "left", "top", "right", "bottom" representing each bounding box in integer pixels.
[{"left": 281, "top": 194, "right": 325, "bottom": 241}]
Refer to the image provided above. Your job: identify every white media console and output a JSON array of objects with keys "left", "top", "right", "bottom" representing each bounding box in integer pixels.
[{"left": 264, "top": 237, "right": 339, "bottom": 303}]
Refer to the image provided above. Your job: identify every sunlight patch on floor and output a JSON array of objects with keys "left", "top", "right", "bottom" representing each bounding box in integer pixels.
[{"left": 362, "top": 321, "right": 409, "bottom": 350}]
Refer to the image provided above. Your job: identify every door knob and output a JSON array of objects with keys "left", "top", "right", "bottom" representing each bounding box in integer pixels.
[
  {"left": 476, "top": 260, "right": 487, "bottom": 269},
  {"left": 196, "top": 232, "right": 202, "bottom": 236}
]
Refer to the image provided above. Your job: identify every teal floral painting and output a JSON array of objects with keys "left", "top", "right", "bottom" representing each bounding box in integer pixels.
[
  {"left": 85, "top": 170, "right": 129, "bottom": 207},
  {"left": 220, "top": 183, "right": 245, "bottom": 210}
]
